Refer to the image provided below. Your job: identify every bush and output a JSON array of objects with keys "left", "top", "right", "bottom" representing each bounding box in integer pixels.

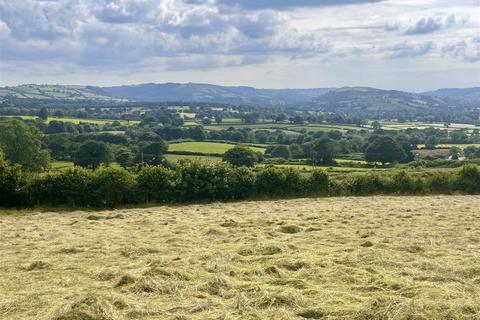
[
  {"left": 391, "top": 171, "right": 424, "bottom": 194},
  {"left": 137, "top": 166, "right": 179, "bottom": 203},
  {"left": 348, "top": 174, "right": 388, "bottom": 195},
  {"left": 0, "top": 161, "right": 27, "bottom": 207},
  {"left": 255, "top": 166, "right": 287, "bottom": 196},
  {"left": 30, "top": 167, "right": 95, "bottom": 206},
  {"left": 224, "top": 166, "right": 256, "bottom": 200},
  {"left": 456, "top": 165, "right": 480, "bottom": 193},
  {"left": 177, "top": 161, "right": 231, "bottom": 201},
  {"left": 308, "top": 170, "right": 329, "bottom": 195},
  {"left": 92, "top": 166, "right": 137, "bottom": 207},
  {"left": 427, "top": 172, "right": 454, "bottom": 194}
]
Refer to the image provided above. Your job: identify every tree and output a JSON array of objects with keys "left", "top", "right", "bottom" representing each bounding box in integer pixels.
[
  {"left": 38, "top": 107, "right": 49, "bottom": 121},
  {"left": 449, "top": 146, "right": 462, "bottom": 160},
  {"left": 223, "top": 146, "right": 259, "bottom": 167},
  {"left": 365, "top": 136, "right": 406, "bottom": 165},
  {"left": 74, "top": 140, "right": 113, "bottom": 169},
  {"left": 371, "top": 121, "right": 382, "bottom": 130},
  {"left": 214, "top": 114, "right": 223, "bottom": 125},
  {"left": 138, "top": 141, "right": 168, "bottom": 165},
  {"left": 269, "top": 145, "right": 291, "bottom": 159},
  {"left": 0, "top": 119, "right": 50, "bottom": 172},
  {"left": 312, "top": 137, "right": 335, "bottom": 165},
  {"left": 425, "top": 136, "right": 438, "bottom": 150}
]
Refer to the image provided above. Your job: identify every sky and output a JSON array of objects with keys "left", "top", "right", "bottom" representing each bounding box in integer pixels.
[{"left": 0, "top": 0, "right": 479, "bottom": 91}]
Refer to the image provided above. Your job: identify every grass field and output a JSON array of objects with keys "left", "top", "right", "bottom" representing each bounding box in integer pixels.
[
  {"left": 168, "top": 141, "right": 266, "bottom": 154},
  {"left": 1, "top": 115, "right": 139, "bottom": 126},
  {"left": 164, "top": 154, "right": 222, "bottom": 163},
  {"left": 1, "top": 196, "right": 479, "bottom": 319}
]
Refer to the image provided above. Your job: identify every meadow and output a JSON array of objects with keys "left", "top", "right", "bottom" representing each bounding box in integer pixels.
[
  {"left": 168, "top": 141, "right": 266, "bottom": 154},
  {"left": 1, "top": 196, "right": 479, "bottom": 320},
  {"left": 0, "top": 115, "right": 139, "bottom": 126}
]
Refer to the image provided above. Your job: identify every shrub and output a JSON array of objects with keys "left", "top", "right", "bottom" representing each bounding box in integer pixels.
[
  {"left": 222, "top": 146, "right": 259, "bottom": 167},
  {"left": 348, "top": 174, "right": 388, "bottom": 195},
  {"left": 390, "top": 171, "right": 424, "bottom": 194},
  {"left": 456, "top": 165, "right": 480, "bottom": 193},
  {"left": 427, "top": 172, "right": 454, "bottom": 194},
  {"left": 308, "top": 170, "right": 329, "bottom": 195},
  {"left": 177, "top": 161, "right": 230, "bottom": 201},
  {"left": 224, "top": 166, "right": 256, "bottom": 200},
  {"left": 255, "top": 166, "right": 287, "bottom": 196},
  {"left": 0, "top": 160, "right": 27, "bottom": 207},
  {"left": 92, "top": 166, "right": 138, "bottom": 207},
  {"left": 137, "top": 165, "right": 179, "bottom": 203},
  {"left": 30, "top": 167, "right": 95, "bottom": 206}
]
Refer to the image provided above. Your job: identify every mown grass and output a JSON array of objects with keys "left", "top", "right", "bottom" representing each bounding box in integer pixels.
[
  {"left": 1, "top": 196, "right": 479, "bottom": 319},
  {"left": 168, "top": 141, "right": 266, "bottom": 154}
]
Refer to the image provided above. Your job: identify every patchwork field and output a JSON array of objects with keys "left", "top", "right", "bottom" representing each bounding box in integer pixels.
[
  {"left": 0, "top": 115, "right": 139, "bottom": 126},
  {"left": 168, "top": 141, "right": 266, "bottom": 154},
  {"left": 1, "top": 196, "right": 479, "bottom": 320}
]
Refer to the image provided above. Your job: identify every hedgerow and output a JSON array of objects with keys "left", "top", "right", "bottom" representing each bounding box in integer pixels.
[{"left": 0, "top": 161, "right": 478, "bottom": 208}]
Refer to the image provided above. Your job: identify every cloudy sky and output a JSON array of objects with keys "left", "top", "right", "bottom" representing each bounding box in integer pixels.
[{"left": 0, "top": 0, "right": 479, "bottom": 91}]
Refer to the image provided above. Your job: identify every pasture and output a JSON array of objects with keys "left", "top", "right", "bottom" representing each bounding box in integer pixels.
[
  {"left": 0, "top": 115, "right": 139, "bottom": 126},
  {"left": 1, "top": 196, "right": 479, "bottom": 319},
  {"left": 168, "top": 141, "right": 266, "bottom": 154}
]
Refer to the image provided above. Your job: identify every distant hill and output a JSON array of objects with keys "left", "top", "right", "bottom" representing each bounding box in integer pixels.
[
  {"left": 422, "top": 87, "right": 480, "bottom": 107},
  {"left": 0, "top": 83, "right": 478, "bottom": 113},
  {"left": 310, "top": 87, "right": 448, "bottom": 116},
  {"left": 99, "top": 83, "right": 332, "bottom": 105},
  {"left": 0, "top": 84, "right": 123, "bottom": 101}
]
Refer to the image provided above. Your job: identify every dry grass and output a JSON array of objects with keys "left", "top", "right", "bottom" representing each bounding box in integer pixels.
[{"left": 1, "top": 196, "right": 479, "bottom": 319}]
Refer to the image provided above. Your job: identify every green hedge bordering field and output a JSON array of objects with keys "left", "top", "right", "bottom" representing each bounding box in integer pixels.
[{"left": 1, "top": 161, "right": 479, "bottom": 208}]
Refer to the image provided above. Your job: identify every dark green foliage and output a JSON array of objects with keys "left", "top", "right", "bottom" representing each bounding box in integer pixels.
[
  {"left": 222, "top": 146, "right": 259, "bottom": 167},
  {"left": 365, "top": 136, "right": 406, "bottom": 164},
  {"left": 31, "top": 168, "right": 95, "bottom": 206},
  {"left": 0, "top": 119, "right": 50, "bottom": 172},
  {"left": 456, "top": 164, "right": 480, "bottom": 193},
  {"left": 268, "top": 145, "right": 291, "bottom": 160},
  {"left": 74, "top": 140, "right": 113, "bottom": 169},
  {"left": 391, "top": 171, "right": 424, "bottom": 194},
  {"left": 348, "top": 174, "right": 388, "bottom": 195},
  {"left": 308, "top": 170, "right": 329, "bottom": 194},
  {"left": 177, "top": 161, "right": 230, "bottom": 201},
  {"left": 255, "top": 166, "right": 287, "bottom": 196},
  {"left": 139, "top": 141, "right": 168, "bottom": 165},
  {"left": 1, "top": 161, "right": 479, "bottom": 208},
  {"left": 428, "top": 172, "right": 454, "bottom": 194},
  {"left": 0, "top": 151, "right": 27, "bottom": 207},
  {"left": 137, "top": 166, "right": 178, "bottom": 202},
  {"left": 92, "top": 167, "right": 137, "bottom": 207},
  {"left": 224, "top": 166, "right": 256, "bottom": 200},
  {"left": 38, "top": 107, "right": 48, "bottom": 120},
  {"left": 312, "top": 138, "right": 335, "bottom": 165}
]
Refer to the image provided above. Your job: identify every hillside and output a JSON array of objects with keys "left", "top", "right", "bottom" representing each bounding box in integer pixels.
[
  {"left": 1, "top": 83, "right": 478, "bottom": 112},
  {"left": 422, "top": 87, "right": 480, "bottom": 107},
  {"left": 100, "top": 83, "right": 332, "bottom": 105},
  {"left": 309, "top": 87, "right": 448, "bottom": 116},
  {"left": 0, "top": 84, "right": 123, "bottom": 101}
]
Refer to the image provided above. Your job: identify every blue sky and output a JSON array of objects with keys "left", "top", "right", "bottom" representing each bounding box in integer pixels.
[{"left": 0, "top": 0, "right": 479, "bottom": 91}]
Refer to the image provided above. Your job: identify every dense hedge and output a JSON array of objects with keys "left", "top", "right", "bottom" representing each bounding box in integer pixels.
[{"left": 0, "top": 161, "right": 479, "bottom": 208}]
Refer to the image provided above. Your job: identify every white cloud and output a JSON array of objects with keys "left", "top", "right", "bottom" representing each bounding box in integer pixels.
[{"left": 0, "top": 0, "right": 478, "bottom": 90}]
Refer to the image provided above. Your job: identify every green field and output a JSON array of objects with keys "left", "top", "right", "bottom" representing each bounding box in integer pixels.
[
  {"left": 168, "top": 141, "right": 266, "bottom": 154},
  {"left": 164, "top": 154, "right": 222, "bottom": 163},
  {"left": 1, "top": 196, "right": 479, "bottom": 319},
  {"left": 1, "top": 115, "right": 139, "bottom": 126},
  {"left": 380, "top": 121, "right": 479, "bottom": 133}
]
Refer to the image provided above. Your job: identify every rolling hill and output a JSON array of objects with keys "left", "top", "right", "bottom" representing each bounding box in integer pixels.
[{"left": 0, "top": 83, "right": 478, "bottom": 113}]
